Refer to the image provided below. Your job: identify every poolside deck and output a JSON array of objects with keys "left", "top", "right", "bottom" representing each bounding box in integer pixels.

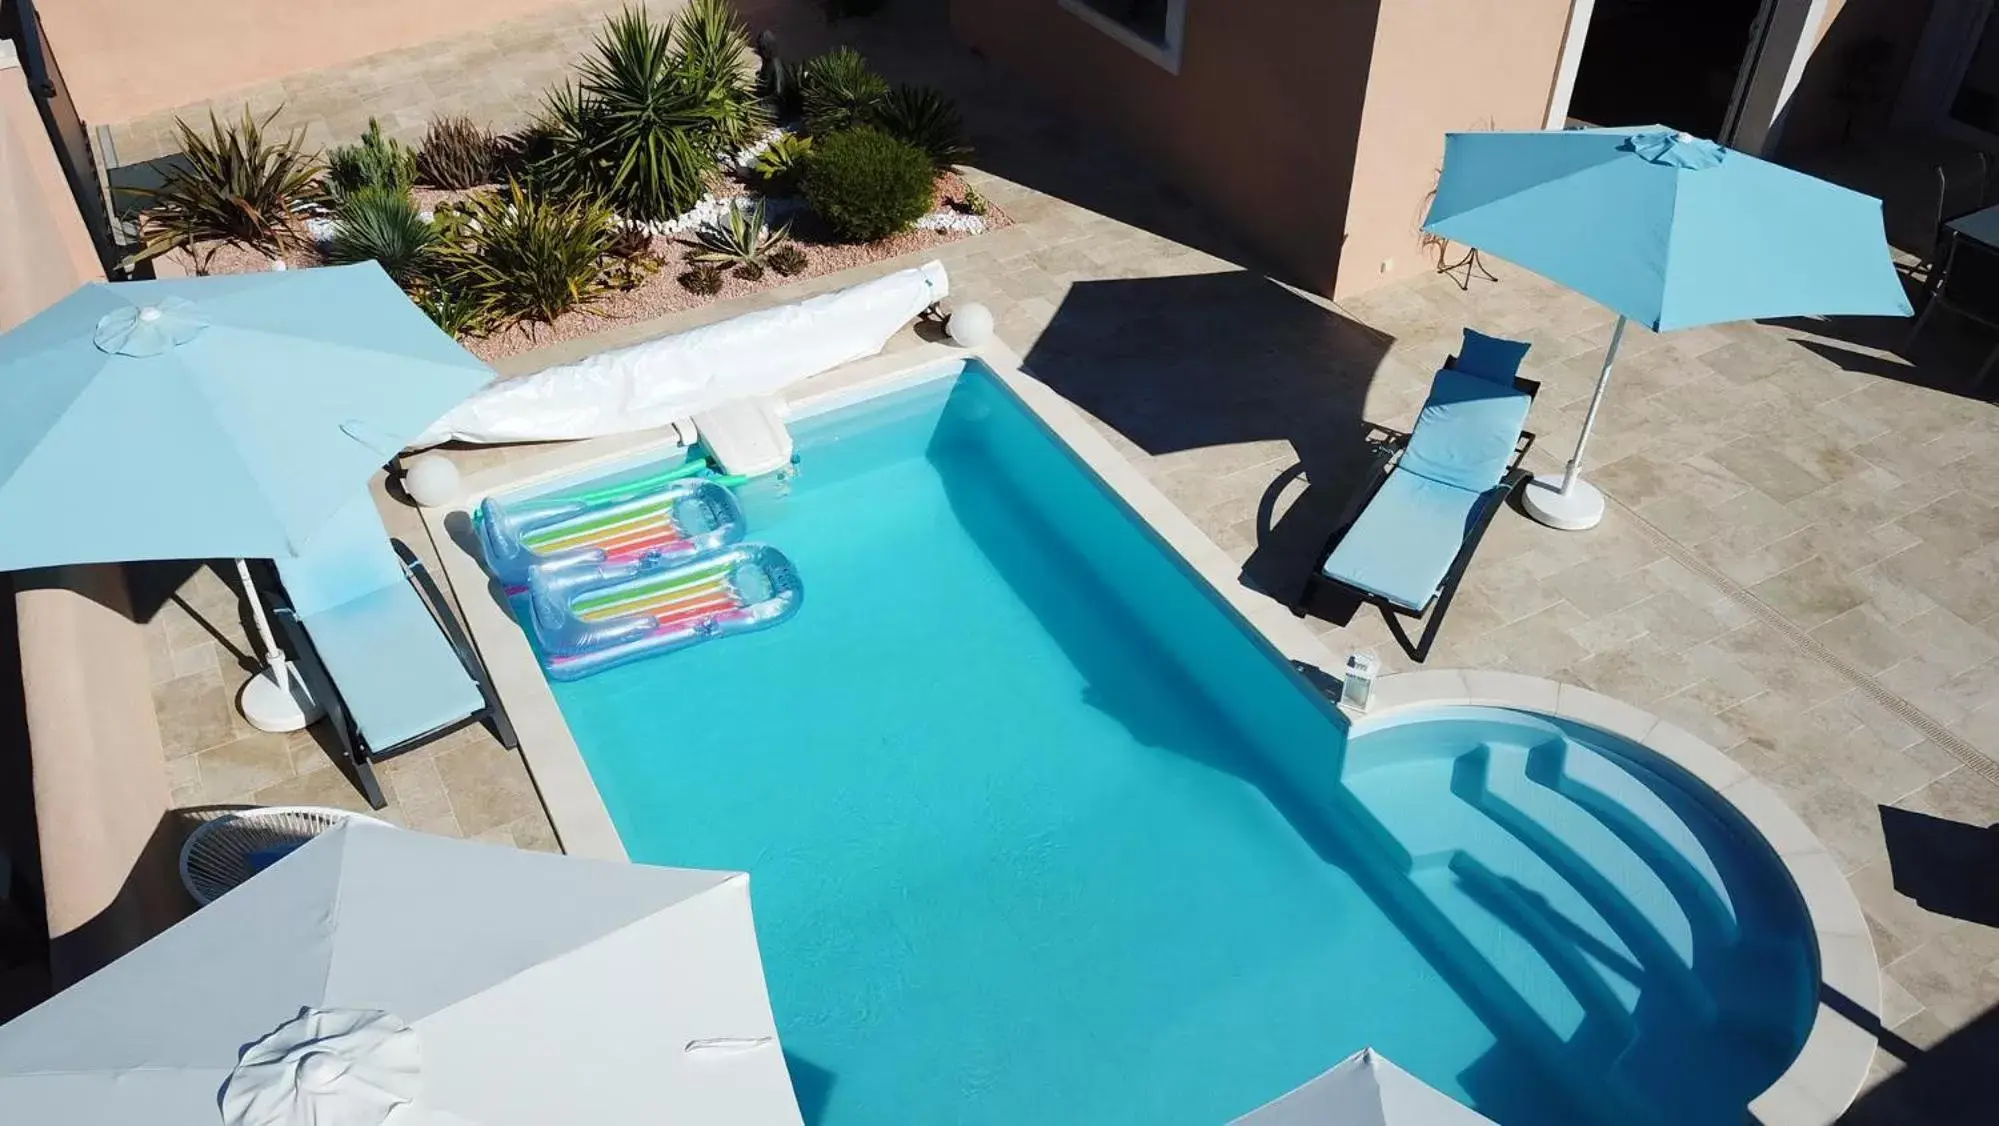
[{"left": 134, "top": 3, "right": 1999, "bottom": 1117}]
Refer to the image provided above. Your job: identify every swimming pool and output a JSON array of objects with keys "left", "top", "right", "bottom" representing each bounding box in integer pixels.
[{"left": 505, "top": 360, "right": 1821, "bottom": 1124}]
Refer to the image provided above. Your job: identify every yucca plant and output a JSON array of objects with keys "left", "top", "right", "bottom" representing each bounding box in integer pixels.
[
  {"left": 326, "top": 118, "right": 418, "bottom": 199},
  {"left": 325, "top": 186, "right": 439, "bottom": 285},
  {"left": 533, "top": 6, "right": 724, "bottom": 222},
  {"left": 801, "top": 47, "right": 887, "bottom": 135},
  {"left": 872, "top": 85, "right": 970, "bottom": 170},
  {"left": 673, "top": 0, "right": 768, "bottom": 152},
  {"left": 751, "top": 133, "right": 812, "bottom": 193},
  {"left": 125, "top": 108, "right": 321, "bottom": 265},
  {"left": 417, "top": 116, "right": 497, "bottom": 189},
  {"left": 433, "top": 181, "right": 618, "bottom": 329},
  {"left": 688, "top": 199, "right": 790, "bottom": 276}
]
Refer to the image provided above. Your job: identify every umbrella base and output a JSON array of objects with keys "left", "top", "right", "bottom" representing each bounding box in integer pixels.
[
  {"left": 240, "top": 663, "right": 324, "bottom": 733},
  {"left": 1520, "top": 473, "right": 1605, "bottom": 531}
]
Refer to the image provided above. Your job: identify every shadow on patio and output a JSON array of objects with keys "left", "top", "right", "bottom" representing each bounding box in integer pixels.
[{"left": 1019, "top": 270, "right": 1393, "bottom": 610}]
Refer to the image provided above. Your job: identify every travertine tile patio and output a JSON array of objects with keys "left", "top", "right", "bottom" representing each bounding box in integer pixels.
[{"left": 133, "top": 2, "right": 1999, "bottom": 1118}]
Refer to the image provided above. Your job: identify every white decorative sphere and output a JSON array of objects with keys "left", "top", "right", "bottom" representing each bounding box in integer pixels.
[
  {"left": 947, "top": 302, "right": 996, "bottom": 348},
  {"left": 401, "top": 454, "right": 461, "bottom": 508}
]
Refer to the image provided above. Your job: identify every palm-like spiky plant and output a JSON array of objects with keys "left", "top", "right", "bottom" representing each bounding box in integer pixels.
[
  {"left": 751, "top": 133, "right": 812, "bottom": 193},
  {"left": 801, "top": 47, "right": 888, "bottom": 135},
  {"left": 433, "top": 181, "right": 618, "bottom": 329},
  {"left": 554, "top": 6, "right": 725, "bottom": 221},
  {"left": 673, "top": 0, "right": 769, "bottom": 152},
  {"left": 325, "top": 186, "right": 439, "bottom": 285},
  {"left": 688, "top": 198, "right": 790, "bottom": 277},
  {"left": 872, "top": 85, "right": 971, "bottom": 170},
  {"left": 125, "top": 108, "right": 321, "bottom": 265},
  {"left": 417, "top": 116, "right": 497, "bottom": 189}
]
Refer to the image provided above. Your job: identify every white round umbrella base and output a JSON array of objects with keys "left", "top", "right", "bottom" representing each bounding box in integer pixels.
[
  {"left": 240, "top": 663, "right": 324, "bottom": 733},
  {"left": 1520, "top": 473, "right": 1605, "bottom": 531}
]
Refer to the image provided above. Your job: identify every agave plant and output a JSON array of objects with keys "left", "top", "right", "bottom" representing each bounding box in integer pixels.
[
  {"left": 672, "top": 0, "right": 768, "bottom": 152},
  {"left": 326, "top": 118, "right": 418, "bottom": 199},
  {"left": 417, "top": 116, "right": 497, "bottom": 189},
  {"left": 533, "top": 7, "right": 726, "bottom": 221},
  {"left": 324, "top": 186, "right": 439, "bottom": 285},
  {"left": 766, "top": 243, "right": 809, "bottom": 277},
  {"left": 688, "top": 199, "right": 790, "bottom": 276},
  {"left": 751, "top": 133, "right": 812, "bottom": 193},
  {"left": 677, "top": 263, "right": 726, "bottom": 295},
  {"left": 433, "top": 181, "right": 619, "bottom": 329},
  {"left": 801, "top": 47, "right": 887, "bottom": 135},
  {"left": 872, "top": 85, "right": 971, "bottom": 170},
  {"left": 125, "top": 108, "right": 321, "bottom": 265}
]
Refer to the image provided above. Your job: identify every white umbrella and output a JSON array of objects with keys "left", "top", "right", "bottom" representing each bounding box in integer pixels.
[
  {"left": 1230, "top": 1047, "right": 1497, "bottom": 1125},
  {"left": 0, "top": 822, "right": 803, "bottom": 1126}
]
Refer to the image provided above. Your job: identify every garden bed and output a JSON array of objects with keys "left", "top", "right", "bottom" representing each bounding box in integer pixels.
[{"left": 133, "top": 0, "right": 1005, "bottom": 364}]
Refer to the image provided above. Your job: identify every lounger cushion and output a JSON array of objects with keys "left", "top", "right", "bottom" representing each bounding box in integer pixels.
[
  {"left": 300, "top": 581, "right": 484, "bottom": 752},
  {"left": 1398, "top": 368, "right": 1533, "bottom": 492},
  {"left": 1322, "top": 469, "right": 1489, "bottom": 611},
  {"left": 1455, "top": 328, "right": 1532, "bottom": 383}
]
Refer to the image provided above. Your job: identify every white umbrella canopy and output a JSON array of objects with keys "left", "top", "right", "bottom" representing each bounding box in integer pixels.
[
  {"left": 0, "top": 822, "right": 803, "bottom": 1126},
  {"left": 1230, "top": 1048, "right": 1497, "bottom": 1126}
]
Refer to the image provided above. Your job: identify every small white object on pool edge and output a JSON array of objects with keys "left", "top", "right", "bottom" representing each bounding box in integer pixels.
[
  {"left": 402, "top": 454, "right": 461, "bottom": 508},
  {"left": 948, "top": 303, "right": 996, "bottom": 348}
]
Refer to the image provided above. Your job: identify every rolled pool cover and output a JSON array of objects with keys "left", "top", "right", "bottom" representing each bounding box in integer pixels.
[
  {"left": 527, "top": 543, "right": 803, "bottom": 680},
  {"left": 477, "top": 473, "right": 745, "bottom": 587}
]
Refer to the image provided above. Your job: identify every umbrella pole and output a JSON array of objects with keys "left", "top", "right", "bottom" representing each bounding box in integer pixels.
[
  {"left": 1520, "top": 314, "right": 1623, "bottom": 532},
  {"left": 234, "top": 559, "right": 324, "bottom": 732},
  {"left": 1563, "top": 314, "right": 1626, "bottom": 493}
]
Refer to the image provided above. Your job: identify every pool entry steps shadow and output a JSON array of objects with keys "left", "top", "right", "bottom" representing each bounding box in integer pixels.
[{"left": 1331, "top": 710, "right": 1817, "bottom": 1125}]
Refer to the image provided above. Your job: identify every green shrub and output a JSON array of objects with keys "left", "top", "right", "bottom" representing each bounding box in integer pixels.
[
  {"left": 801, "top": 47, "right": 887, "bottom": 135},
  {"left": 434, "top": 181, "right": 618, "bottom": 328},
  {"left": 689, "top": 198, "right": 790, "bottom": 271},
  {"left": 751, "top": 133, "right": 813, "bottom": 192},
  {"left": 414, "top": 284, "right": 488, "bottom": 337},
  {"left": 673, "top": 0, "right": 768, "bottom": 152},
  {"left": 801, "top": 127, "right": 934, "bottom": 242},
  {"left": 678, "top": 264, "right": 726, "bottom": 294},
  {"left": 960, "top": 186, "right": 989, "bottom": 216},
  {"left": 531, "top": 7, "right": 724, "bottom": 221},
  {"left": 325, "top": 186, "right": 439, "bottom": 285},
  {"left": 872, "top": 85, "right": 970, "bottom": 170},
  {"left": 126, "top": 108, "right": 321, "bottom": 265},
  {"left": 417, "top": 117, "right": 497, "bottom": 189},
  {"left": 767, "top": 243, "right": 809, "bottom": 276},
  {"left": 327, "top": 118, "right": 418, "bottom": 199}
]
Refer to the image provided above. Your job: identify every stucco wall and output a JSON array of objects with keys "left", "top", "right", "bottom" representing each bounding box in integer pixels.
[
  {"left": 951, "top": 0, "right": 1382, "bottom": 294},
  {"left": 33, "top": 0, "right": 630, "bottom": 126},
  {"left": 2, "top": 52, "right": 178, "bottom": 983},
  {"left": 1334, "top": 0, "right": 1574, "bottom": 297}
]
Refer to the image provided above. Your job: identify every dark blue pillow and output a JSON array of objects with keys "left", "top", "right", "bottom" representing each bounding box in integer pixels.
[{"left": 1454, "top": 328, "right": 1531, "bottom": 384}]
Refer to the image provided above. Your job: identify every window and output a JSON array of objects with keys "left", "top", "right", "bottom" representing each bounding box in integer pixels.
[{"left": 1059, "top": 0, "right": 1187, "bottom": 74}]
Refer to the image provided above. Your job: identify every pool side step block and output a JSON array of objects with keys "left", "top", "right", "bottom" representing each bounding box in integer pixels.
[{"left": 692, "top": 395, "right": 793, "bottom": 478}]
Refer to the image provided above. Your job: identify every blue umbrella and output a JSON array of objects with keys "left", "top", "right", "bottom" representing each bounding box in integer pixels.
[
  {"left": 1423, "top": 126, "right": 1912, "bottom": 529},
  {"left": 0, "top": 261, "right": 491, "bottom": 570}
]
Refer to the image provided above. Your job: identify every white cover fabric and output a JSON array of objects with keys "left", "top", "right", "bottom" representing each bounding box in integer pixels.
[
  {"left": 1229, "top": 1048, "right": 1496, "bottom": 1125},
  {"left": 414, "top": 260, "right": 949, "bottom": 447},
  {"left": 221, "top": 1008, "right": 420, "bottom": 1126}
]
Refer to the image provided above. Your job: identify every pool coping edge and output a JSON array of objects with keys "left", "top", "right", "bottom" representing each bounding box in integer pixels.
[{"left": 1361, "top": 670, "right": 1883, "bottom": 1126}]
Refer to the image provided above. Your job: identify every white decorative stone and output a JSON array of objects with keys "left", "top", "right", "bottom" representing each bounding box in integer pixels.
[
  {"left": 915, "top": 209, "right": 986, "bottom": 234},
  {"left": 401, "top": 453, "right": 461, "bottom": 508}
]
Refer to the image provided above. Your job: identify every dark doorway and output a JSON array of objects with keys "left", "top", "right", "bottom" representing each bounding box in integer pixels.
[{"left": 1567, "top": 0, "right": 1773, "bottom": 140}]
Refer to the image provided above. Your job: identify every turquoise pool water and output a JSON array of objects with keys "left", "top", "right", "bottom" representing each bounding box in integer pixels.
[{"left": 532, "top": 362, "right": 1817, "bottom": 1124}]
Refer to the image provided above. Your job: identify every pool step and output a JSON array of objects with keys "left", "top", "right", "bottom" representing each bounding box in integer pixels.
[{"left": 1341, "top": 734, "right": 1800, "bottom": 1124}]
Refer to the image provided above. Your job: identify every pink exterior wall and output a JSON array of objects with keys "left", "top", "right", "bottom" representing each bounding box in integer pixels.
[
  {"left": 2, "top": 56, "right": 180, "bottom": 982},
  {"left": 951, "top": 0, "right": 1381, "bottom": 294},
  {"left": 34, "top": 0, "right": 627, "bottom": 125},
  {"left": 1335, "top": 0, "right": 1574, "bottom": 297}
]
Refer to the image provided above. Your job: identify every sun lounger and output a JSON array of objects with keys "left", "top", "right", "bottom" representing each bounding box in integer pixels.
[
  {"left": 1293, "top": 361, "right": 1538, "bottom": 662},
  {"left": 271, "top": 492, "right": 516, "bottom": 808}
]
